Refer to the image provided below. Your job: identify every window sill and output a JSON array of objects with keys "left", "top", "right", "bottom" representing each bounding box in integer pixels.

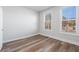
[{"left": 60, "top": 32, "right": 79, "bottom": 36}]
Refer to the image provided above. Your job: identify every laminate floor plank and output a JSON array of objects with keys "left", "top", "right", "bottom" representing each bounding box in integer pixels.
[{"left": 1, "top": 35, "right": 79, "bottom": 52}]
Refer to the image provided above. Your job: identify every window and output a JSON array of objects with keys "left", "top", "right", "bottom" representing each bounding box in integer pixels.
[
  {"left": 62, "top": 7, "right": 76, "bottom": 33},
  {"left": 45, "top": 14, "right": 51, "bottom": 30}
]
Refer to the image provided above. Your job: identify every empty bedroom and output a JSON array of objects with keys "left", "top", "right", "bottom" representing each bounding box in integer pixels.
[{"left": 0, "top": 6, "right": 79, "bottom": 52}]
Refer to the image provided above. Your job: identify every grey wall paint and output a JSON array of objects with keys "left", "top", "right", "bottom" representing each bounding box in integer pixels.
[
  {"left": 0, "top": 7, "right": 3, "bottom": 49},
  {"left": 40, "top": 6, "right": 79, "bottom": 46},
  {"left": 3, "top": 7, "right": 39, "bottom": 43}
]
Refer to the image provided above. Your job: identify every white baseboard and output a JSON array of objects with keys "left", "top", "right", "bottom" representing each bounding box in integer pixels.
[
  {"left": 39, "top": 33, "right": 79, "bottom": 46},
  {"left": 3, "top": 33, "right": 39, "bottom": 43}
]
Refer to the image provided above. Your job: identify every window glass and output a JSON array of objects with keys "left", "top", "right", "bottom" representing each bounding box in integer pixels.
[
  {"left": 45, "top": 14, "right": 51, "bottom": 30},
  {"left": 62, "top": 7, "right": 76, "bottom": 32}
]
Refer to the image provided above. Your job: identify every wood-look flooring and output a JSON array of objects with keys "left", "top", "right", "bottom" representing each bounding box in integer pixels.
[{"left": 1, "top": 34, "right": 79, "bottom": 52}]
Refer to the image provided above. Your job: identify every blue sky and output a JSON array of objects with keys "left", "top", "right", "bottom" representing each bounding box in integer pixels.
[{"left": 63, "top": 7, "right": 76, "bottom": 20}]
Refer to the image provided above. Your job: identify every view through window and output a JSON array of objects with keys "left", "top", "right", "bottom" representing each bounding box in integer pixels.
[
  {"left": 45, "top": 14, "right": 51, "bottom": 30},
  {"left": 62, "top": 7, "right": 76, "bottom": 33}
]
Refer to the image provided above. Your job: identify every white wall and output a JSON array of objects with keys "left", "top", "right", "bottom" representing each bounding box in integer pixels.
[
  {"left": 0, "top": 7, "right": 3, "bottom": 49},
  {"left": 3, "top": 7, "right": 39, "bottom": 43},
  {"left": 40, "top": 6, "right": 79, "bottom": 46}
]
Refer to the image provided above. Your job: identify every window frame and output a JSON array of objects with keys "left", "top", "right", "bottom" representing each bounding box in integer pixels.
[
  {"left": 60, "top": 6, "right": 79, "bottom": 36},
  {"left": 44, "top": 13, "right": 52, "bottom": 31}
]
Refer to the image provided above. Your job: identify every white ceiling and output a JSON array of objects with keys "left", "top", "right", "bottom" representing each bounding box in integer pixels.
[{"left": 25, "top": 6, "right": 52, "bottom": 12}]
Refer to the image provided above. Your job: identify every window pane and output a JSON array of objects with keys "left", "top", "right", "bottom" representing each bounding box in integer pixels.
[
  {"left": 62, "top": 20, "right": 76, "bottom": 32},
  {"left": 62, "top": 7, "right": 76, "bottom": 20}
]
